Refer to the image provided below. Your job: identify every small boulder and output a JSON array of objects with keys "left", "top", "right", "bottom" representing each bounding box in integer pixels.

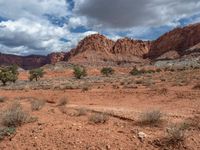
[{"left": 138, "top": 132, "right": 147, "bottom": 141}]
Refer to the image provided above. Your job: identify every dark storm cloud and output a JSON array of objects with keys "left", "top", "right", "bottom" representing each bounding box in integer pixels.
[{"left": 75, "top": 0, "right": 200, "bottom": 28}]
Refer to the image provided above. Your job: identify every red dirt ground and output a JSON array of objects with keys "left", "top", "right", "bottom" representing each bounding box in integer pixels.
[{"left": 0, "top": 67, "right": 200, "bottom": 150}]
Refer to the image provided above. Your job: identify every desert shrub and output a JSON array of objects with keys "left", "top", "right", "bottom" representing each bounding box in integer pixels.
[
  {"left": 58, "top": 97, "right": 68, "bottom": 106},
  {"left": 130, "top": 67, "right": 156, "bottom": 76},
  {"left": 139, "top": 110, "right": 163, "bottom": 125},
  {"left": 7, "top": 65, "right": 19, "bottom": 83},
  {"left": 101, "top": 67, "right": 114, "bottom": 77},
  {"left": 81, "top": 83, "right": 90, "bottom": 92},
  {"left": 1, "top": 102, "right": 29, "bottom": 127},
  {"left": 157, "top": 88, "right": 168, "bottom": 95},
  {"left": 185, "top": 115, "right": 200, "bottom": 130},
  {"left": 166, "top": 123, "right": 188, "bottom": 144},
  {"left": 31, "top": 99, "right": 45, "bottom": 111},
  {"left": 29, "top": 68, "right": 45, "bottom": 81},
  {"left": 145, "top": 69, "right": 156, "bottom": 74},
  {"left": 73, "top": 66, "right": 87, "bottom": 79},
  {"left": 89, "top": 113, "right": 109, "bottom": 124},
  {"left": 0, "top": 96, "right": 6, "bottom": 103},
  {"left": 58, "top": 106, "right": 67, "bottom": 114},
  {"left": 156, "top": 68, "right": 162, "bottom": 72},
  {"left": 0, "top": 127, "right": 16, "bottom": 141},
  {"left": 75, "top": 108, "right": 87, "bottom": 116},
  {"left": 130, "top": 67, "right": 142, "bottom": 76},
  {"left": 0, "top": 65, "right": 19, "bottom": 86},
  {"left": 64, "top": 83, "right": 79, "bottom": 89},
  {"left": 26, "top": 116, "right": 38, "bottom": 123},
  {"left": 135, "top": 80, "right": 143, "bottom": 84},
  {"left": 82, "top": 86, "right": 89, "bottom": 92}
]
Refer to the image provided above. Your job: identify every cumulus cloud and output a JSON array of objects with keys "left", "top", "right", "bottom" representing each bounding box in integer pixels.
[
  {"left": 0, "top": 18, "right": 98, "bottom": 55},
  {"left": 0, "top": 18, "right": 69, "bottom": 55},
  {"left": 1, "top": 0, "right": 200, "bottom": 55},
  {"left": 68, "top": 16, "right": 87, "bottom": 28},
  {"left": 0, "top": 0, "right": 100, "bottom": 55},
  {"left": 74, "top": 0, "right": 200, "bottom": 28},
  {"left": 0, "top": 0, "right": 69, "bottom": 20}
]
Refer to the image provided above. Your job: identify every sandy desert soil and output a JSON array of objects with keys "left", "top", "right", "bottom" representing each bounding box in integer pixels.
[{"left": 0, "top": 67, "right": 200, "bottom": 150}]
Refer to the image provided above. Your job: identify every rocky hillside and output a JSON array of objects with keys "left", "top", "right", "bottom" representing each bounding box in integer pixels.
[
  {"left": 68, "top": 34, "right": 150, "bottom": 64},
  {"left": 1, "top": 23, "right": 200, "bottom": 69},
  {"left": 148, "top": 23, "right": 200, "bottom": 59},
  {"left": 0, "top": 53, "right": 48, "bottom": 70},
  {"left": 0, "top": 52, "right": 70, "bottom": 70},
  {"left": 47, "top": 52, "right": 70, "bottom": 64},
  {"left": 0, "top": 34, "right": 151, "bottom": 69}
]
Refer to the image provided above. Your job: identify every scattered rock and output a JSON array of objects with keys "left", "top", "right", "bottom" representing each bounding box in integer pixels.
[{"left": 138, "top": 132, "right": 147, "bottom": 141}]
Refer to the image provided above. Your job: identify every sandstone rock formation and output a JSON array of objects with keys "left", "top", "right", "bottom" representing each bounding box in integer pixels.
[
  {"left": 0, "top": 53, "right": 48, "bottom": 70},
  {"left": 0, "top": 52, "right": 71, "bottom": 69},
  {"left": 68, "top": 34, "right": 150, "bottom": 65},
  {"left": 148, "top": 23, "right": 200, "bottom": 59},
  {"left": 47, "top": 52, "right": 70, "bottom": 64},
  {"left": 68, "top": 34, "right": 115, "bottom": 64},
  {"left": 1, "top": 23, "right": 200, "bottom": 69}
]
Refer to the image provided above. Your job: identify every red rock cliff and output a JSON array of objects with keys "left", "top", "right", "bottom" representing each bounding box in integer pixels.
[
  {"left": 148, "top": 23, "right": 200, "bottom": 59},
  {"left": 69, "top": 34, "right": 150, "bottom": 64}
]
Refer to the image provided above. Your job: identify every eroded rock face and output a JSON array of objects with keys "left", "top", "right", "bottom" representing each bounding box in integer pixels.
[
  {"left": 47, "top": 52, "right": 70, "bottom": 64},
  {"left": 149, "top": 23, "right": 200, "bottom": 59},
  {"left": 70, "top": 34, "right": 115, "bottom": 56},
  {"left": 0, "top": 53, "right": 48, "bottom": 70},
  {"left": 0, "top": 34, "right": 152, "bottom": 68},
  {"left": 69, "top": 34, "right": 151, "bottom": 64},
  {"left": 0, "top": 52, "right": 71, "bottom": 70},
  {"left": 2, "top": 23, "right": 200, "bottom": 69},
  {"left": 112, "top": 38, "right": 150, "bottom": 57}
]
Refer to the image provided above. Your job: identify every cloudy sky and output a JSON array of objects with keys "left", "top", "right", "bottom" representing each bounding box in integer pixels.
[{"left": 0, "top": 0, "right": 200, "bottom": 56}]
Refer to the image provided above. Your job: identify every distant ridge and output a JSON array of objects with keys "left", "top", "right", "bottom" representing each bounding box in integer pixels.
[{"left": 1, "top": 23, "right": 200, "bottom": 69}]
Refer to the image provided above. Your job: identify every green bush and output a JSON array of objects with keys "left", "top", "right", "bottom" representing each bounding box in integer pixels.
[
  {"left": 73, "top": 66, "right": 87, "bottom": 79},
  {"left": 101, "top": 67, "right": 114, "bottom": 77},
  {"left": 29, "top": 68, "right": 45, "bottom": 81},
  {"left": 130, "top": 67, "right": 156, "bottom": 76},
  {"left": 0, "top": 127, "right": 16, "bottom": 141},
  {"left": 0, "top": 65, "right": 19, "bottom": 86},
  {"left": 130, "top": 67, "right": 142, "bottom": 76}
]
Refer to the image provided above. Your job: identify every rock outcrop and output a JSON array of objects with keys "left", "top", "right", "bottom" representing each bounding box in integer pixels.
[
  {"left": 0, "top": 53, "right": 48, "bottom": 70},
  {"left": 68, "top": 34, "right": 115, "bottom": 64},
  {"left": 69, "top": 34, "right": 150, "bottom": 64},
  {"left": 148, "top": 23, "right": 200, "bottom": 59},
  {"left": 112, "top": 38, "right": 150, "bottom": 57},
  {"left": 0, "top": 52, "right": 71, "bottom": 70},
  {"left": 47, "top": 52, "right": 70, "bottom": 64},
  {"left": 1, "top": 23, "right": 200, "bottom": 69}
]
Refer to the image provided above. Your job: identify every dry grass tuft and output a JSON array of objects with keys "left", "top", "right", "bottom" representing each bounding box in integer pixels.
[
  {"left": 0, "top": 102, "right": 29, "bottom": 127},
  {"left": 89, "top": 113, "right": 109, "bottom": 124},
  {"left": 31, "top": 99, "right": 45, "bottom": 111},
  {"left": 57, "top": 97, "right": 68, "bottom": 106},
  {"left": 139, "top": 110, "right": 163, "bottom": 125},
  {"left": 75, "top": 108, "right": 87, "bottom": 116},
  {"left": 166, "top": 122, "right": 188, "bottom": 144}
]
